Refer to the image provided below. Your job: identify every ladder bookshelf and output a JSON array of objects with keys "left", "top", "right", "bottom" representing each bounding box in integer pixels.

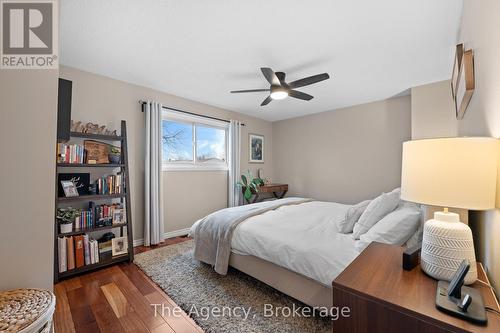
[{"left": 54, "top": 120, "right": 134, "bottom": 282}]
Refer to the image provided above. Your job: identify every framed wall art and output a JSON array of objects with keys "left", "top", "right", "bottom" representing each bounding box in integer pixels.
[
  {"left": 249, "top": 134, "right": 264, "bottom": 163},
  {"left": 454, "top": 49, "right": 475, "bottom": 119},
  {"left": 450, "top": 43, "right": 464, "bottom": 99}
]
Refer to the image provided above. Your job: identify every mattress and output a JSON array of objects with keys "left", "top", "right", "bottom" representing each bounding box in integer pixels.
[
  {"left": 190, "top": 200, "right": 363, "bottom": 286},
  {"left": 212, "top": 200, "right": 361, "bottom": 286}
]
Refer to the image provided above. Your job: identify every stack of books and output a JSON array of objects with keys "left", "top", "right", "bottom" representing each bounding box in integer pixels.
[
  {"left": 57, "top": 143, "right": 85, "bottom": 164},
  {"left": 57, "top": 234, "right": 99, "bottom": 273},
  {"left": 94, "top": 203, "right": 124, "bottom": 226},
  {"left": 73, "top": 202, "right": 125, "bottom": 230},
  {"left": 95, "top": 174, "right": 123, "bottom": 194}
]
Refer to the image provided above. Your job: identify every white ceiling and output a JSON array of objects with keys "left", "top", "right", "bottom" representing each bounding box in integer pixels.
[{"left": 60, "top": 0, "right": 463, "bottom": 122}]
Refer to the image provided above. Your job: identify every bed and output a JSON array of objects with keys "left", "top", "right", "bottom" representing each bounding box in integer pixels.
[{"left": 190, "top": 196, "right": 422, "bottom": 308}]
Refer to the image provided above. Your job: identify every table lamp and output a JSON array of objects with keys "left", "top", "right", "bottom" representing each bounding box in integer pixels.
[{"left": 401, "top": 137, "right": 498, "bottom": 284}]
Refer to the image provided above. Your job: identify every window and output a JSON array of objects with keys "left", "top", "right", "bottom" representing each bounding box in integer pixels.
[
  {"left": 196, "top": 125, "right": 226, "bottom": 163},
  {"left": 162, "top": 111, "right": 228, "bottom": 170},
  {"left": 162, "top": 120, "right": 193, "bottom": 163}
]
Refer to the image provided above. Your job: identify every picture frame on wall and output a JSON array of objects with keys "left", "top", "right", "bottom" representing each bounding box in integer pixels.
[
  {"left": 249, "top": 134, "right": 264, "bottom": 163},
  {"left": 454, "top": 49, "right": 475, "bottom": 119},
  {"left": 450, "top": 43, "right": 464, "bottom": 99}
]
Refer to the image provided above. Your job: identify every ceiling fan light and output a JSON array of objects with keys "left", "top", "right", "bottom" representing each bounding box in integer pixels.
[{"left": 270, "top": 90, "right": 288, "bottom": 100}]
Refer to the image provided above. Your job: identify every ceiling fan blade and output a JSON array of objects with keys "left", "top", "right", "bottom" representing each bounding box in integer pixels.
[
  {"left": 289, "top": 90, "right": 314, "bottom": 101},
  {"left": 230, "top": 89, "right": 270, "bottom": 93},
  {"left": 261, "top": 96, "right": 273, "bottom": 106},
  {"left": 261, "top": 67, "right": 280, "bottom": 86},
  {"left": 288, "top": 73, "right": 330, "bottom": 89}
]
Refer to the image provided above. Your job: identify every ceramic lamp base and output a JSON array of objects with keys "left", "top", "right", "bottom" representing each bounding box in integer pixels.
[{"left": 421, "top": 211, "right": 477, "bottom": 285}]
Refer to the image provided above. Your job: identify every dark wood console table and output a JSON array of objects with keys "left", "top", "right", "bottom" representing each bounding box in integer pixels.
[{"left": 243, "top": 183, "right": 288, "bottom": 204}]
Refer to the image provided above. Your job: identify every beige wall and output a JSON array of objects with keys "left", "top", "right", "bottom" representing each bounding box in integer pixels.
[
  {"left": 164, "top": 171, "right": 227, "bottom": 231},
  {"left": 60, "top": 66, "right": 273, "bottom": 239},
  {"left": 0, "top": 70, "right": 58, "bottom": 290},
  {"left": 410, "top": 0, "right": 500, "bottom": 292},
  {"left": 272, "top": 96, "right": 411, "bottom": 204},
  {"left": 459, "top": 0, "right": 500, "bottom": 293},
  {"left": 411, "top": 80, "right": 458, "bottom": 139}
]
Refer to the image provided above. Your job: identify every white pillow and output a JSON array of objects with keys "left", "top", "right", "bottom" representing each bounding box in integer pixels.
[
  {"left": 352, "top": 190, "right": 400, "bottom": 239},
  {"left": 405, "top": 224, "right": 423, "bottom": 248},
  {"left": 397, "top": 199, "right": 420, "bottom": 210},
  {"left": 399, "top": 201, "right": 423, "bottom": 248},
  {"left": 336, "top": 200, "right": 371, "bottom": 233},
  {"left": 356, "top": 207, "right": 421, "bottom": 251}
]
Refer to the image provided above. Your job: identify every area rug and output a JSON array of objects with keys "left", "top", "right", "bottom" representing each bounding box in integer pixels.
[{"left": 134, "top": 240, "right": 330, "bottom": 333}]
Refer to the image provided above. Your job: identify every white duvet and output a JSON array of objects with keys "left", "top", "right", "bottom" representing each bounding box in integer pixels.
[{"left": 191, "top": 199, "right": 362, "bottom": 286}]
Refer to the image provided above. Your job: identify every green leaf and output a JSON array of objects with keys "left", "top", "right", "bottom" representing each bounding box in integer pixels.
[
  {"left": 244, "top": 187, "right": 252, "bottom": 200},
  {"left": 57, "top": 207, "right": 79, "bottom": 224},
  {"left": 241, "top": 174, "right": 248, "bottom": 186}
]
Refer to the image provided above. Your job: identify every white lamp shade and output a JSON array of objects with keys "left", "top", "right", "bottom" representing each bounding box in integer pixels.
[{"left": 401, "top": 137, "right": 498, "bottom": 210}]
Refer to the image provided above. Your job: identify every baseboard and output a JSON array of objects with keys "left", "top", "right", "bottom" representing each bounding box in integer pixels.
[
  {"left": 133, "top": 239, "right": 144, "bottom": 247},
  {"left": 164, "top": 227, "right": 191, "bottom": 239},
  {"left": 133, "top": 227, "right": 191, "bottom": 247}
]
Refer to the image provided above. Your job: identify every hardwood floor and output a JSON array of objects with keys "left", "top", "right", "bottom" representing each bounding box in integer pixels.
[{"left": 53, "top": 236, "right": 203, "bottom": 333}]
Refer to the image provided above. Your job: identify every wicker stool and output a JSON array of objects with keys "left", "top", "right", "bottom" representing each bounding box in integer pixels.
[{"left": 0, "top": 289, "right": 56, "bottom": 333}]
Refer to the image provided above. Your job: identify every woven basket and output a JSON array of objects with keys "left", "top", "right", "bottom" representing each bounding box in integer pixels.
[{"left": 0, "top": 289, "right": 55, "bottom": 333}]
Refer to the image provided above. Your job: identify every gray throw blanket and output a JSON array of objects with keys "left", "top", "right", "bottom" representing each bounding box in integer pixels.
[{"left": 193, "top": 197, "right": 312, "bottom": 274}]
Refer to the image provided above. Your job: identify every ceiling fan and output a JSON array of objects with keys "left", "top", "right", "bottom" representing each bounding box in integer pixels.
[{"left": 230, "top": 67, "right": 330, "bottom": 106}]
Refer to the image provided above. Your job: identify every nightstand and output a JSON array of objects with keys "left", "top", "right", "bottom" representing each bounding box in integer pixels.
[{"left": 332, "top": 242, "right": 500, "bottom": 333}]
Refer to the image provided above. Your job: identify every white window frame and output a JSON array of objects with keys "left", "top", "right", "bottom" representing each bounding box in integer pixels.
[{"left": 162, "top": 110, "right": 229, "bottom": 171}]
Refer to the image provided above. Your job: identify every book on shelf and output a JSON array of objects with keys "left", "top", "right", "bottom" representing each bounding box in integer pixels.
[
  {"left": 57, "top": 143, "right": 86, "bottom": 164},
  {"left": 58, "top": 237, "right": 67, "bottom": 273},
  {"left": 72, "top": 201, "right": 126, "bottom": 231},
  {"left": 93, "top": 239, "right": 99, "bottom": 264},
  {"left": 66, "top": 236, "right": 75, "bottom": 270},
  {"left": 90, "top": 239, "right": 95, "bottom": 264},
  {"left": 83, "top": 234, "right": 91, "bottom": 266},
  {"left": 58, "top": 234, "right": 100, "bottom": 273},
  {"left": 95, "top": 174, "right": 123, "bottom": 195},
  {"left": 74, "top": 235, "right": 84, "bottom": 268}
]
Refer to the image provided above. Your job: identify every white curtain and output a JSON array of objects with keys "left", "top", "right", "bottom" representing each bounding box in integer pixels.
[
  {"left": 144, "top": 101, "right": 164, "bottom": 246},
  {"left": 228, "top": 120, "right": 242, "bottom": 207}
]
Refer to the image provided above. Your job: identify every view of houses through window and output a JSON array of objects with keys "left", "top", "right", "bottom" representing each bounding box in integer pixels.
[{"left": 162, "top": 113, "right": 228, "bottom": 169}]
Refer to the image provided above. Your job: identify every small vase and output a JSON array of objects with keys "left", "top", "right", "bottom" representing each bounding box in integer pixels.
[
  {"left": 108, "top": 154, "right": 121, "bottom": 164},
  {"left": 60, "top": 223, "right": 73, "bottom": 234}
]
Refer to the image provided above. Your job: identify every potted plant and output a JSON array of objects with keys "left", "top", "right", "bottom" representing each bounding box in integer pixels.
[
  {"left": 237, "top": 171, "right": 265, "bottom": 202},
  {"left": 108, "top": 146, "right": 121, "bottom": 164},
  {"left": 57, "top": 207, "right": 79, "bottom": 233}
]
